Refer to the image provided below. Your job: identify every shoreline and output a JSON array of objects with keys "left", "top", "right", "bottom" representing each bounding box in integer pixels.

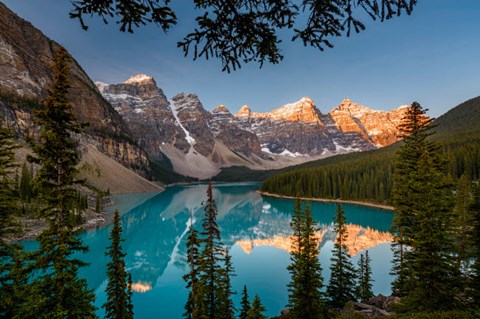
[{"left": 258, "top": 191, "right": 394, "bottom": 211}]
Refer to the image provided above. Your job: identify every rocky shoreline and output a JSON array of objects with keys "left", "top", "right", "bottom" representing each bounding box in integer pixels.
[{"left": 258, "top": 191, "right": 394, "bottom": 211}]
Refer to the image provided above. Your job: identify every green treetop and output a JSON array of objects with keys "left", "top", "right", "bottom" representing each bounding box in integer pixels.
[
  {"left": 356, "top": 250, "right": 374, "bottom": 302},
  {"left": 246, "top": 295, "right": 267, "bottom": 319},
  {"left": 103, "top": 209, "right": 134, "bottom": 319},
  {"left": 327, "top": 203, "right": 357, "bottom": 308},
  {"left": 287, "top": 199, "right": 326, "bottom": 319},
  {"left": 22, "top": 47, "right": 96, "bottom": 318},
  {"left": 239, "top": 285, "right": 251, "bottom": 319}
]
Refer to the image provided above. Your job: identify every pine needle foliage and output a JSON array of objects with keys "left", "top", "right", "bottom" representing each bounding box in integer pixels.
[
  {"left": 239, "top": 285, "right": 251, "bottom": 319},
  {"left": 0, "top": 120, "right": 27, "bottom": 317},
  {"left": 198, "top": 183, "right": 225, "bottom": 319},
  {"left": 356, "top": 250, "right": 374, "bottom": 302},
  {"left": 103, "top": 209, "right": 133, "bottom": 319},
  {"left": 327, "top": 204, "right": 357, "bottom": 308},
  {"left": 24, "top": 47, "right": 96, "bottom": 318},
  {"left": 471, "top": 181, "right": 480, "bottom": 306},
  {"left": 184, "top": 183, "right": 236, "bottom": 319},
  {"left": 217, "top": 249, "right": 236, "bottom": 319},
  {"left": 390, "top": 102, "right": 435, "bottom": 297},
  {"left": 391, "top": 102, "right": 459, "bottom": 312},
  {"left": 183, "top": 220, "right": 202, "bottom": 319},
  {"left": 287, "top": 198, "right": 327, "bottom": 319},
  {"left": 246, "top": 295, "right": 267, "bottom": 319}
]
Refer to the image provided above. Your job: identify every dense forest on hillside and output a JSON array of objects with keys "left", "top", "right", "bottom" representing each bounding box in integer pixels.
[{"left": 260, "top": 97, "right": 480, "bottom": 203}]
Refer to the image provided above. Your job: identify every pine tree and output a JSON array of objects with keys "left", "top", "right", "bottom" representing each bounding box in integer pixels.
[
  {"left": 453, "top": 173, "right": 475, "bottom": 294},
  {"left": 246, "top": 295, "right": 267, "bottom": 319},
  {"left": 356, "top": 250, "right": 374, "bottom": 302},
  {"left": 327, "top": 204, "right": 357, "bottom": 308},
  {"left": 390, "top": 102, "right": 459, "bottom": 311},
  {"left": 24, "top": 47, "right": 96, "bottom": 318},
  {"left": 0, "top": 119, "right": 27, "bottom": 317},
  {"left": 390, "top": 102, "right": 434, "bottom": 297},
  {"left": 198, "top": 183, "right": 225, "bottom": 319},
  {"left": 470, "top": 181, "right": 480, "bottom": 306},
  {"left": 217, "top": 249, "right": 236, "bottom": 319},
  {"left": 184, "top": 220, "right": 202, "bottom": 319},
  {"left": 103, "top": 209, "right": 133, "bottom": 319},
  {"left": 287, "top": 199, "right": 326, "bottom": 319},
  {"left": 239, "top": 285, "right": 251, "bottom": 319},
  {"left": 401, "top": 150, "right": 458, "bottom": 311}
]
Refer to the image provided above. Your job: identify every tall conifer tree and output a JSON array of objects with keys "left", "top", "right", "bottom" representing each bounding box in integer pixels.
[
  {"left": 239, "top": 285, "right": 251, "bottom": 319},
  {"left": 198, "top": 183, "right": 225, "bottom": 319},
  {"left": 184, "top": 218, "right": 202, "bottom": 319},
  {"left": 327, "top": 204, "right": 357, "bottom": 308},
  {"left": 453, "top": 173, "right": 475, "bottom": 295},
  {"left": 288, "top": 199, "right": 326, "bottom": 319},
  {"left": 0, "top": 120, "right": 27, "bottom": 317},
  {"left": 391, "top": 102, "right": 459, "bottom": 312},
  {"left": 402, "top": 150, "right": 457, "bottom": 311},
  {"left": 246, "top": 295, "right": 267, "bottom": 319},
  {"left": 470, "top": 181, "right": 480, "bottom": 306},
  {"left": 24, "top": 47, "right": 96, "bottom": 318},
  {"left": 390, "top": 102, "right": 434, "bottom": 297},
  {"left": 217, "top": 249, "right": 236, "bottom": 319},
  {"left": 103, "top": 209, "right": 133, "bottom": 319},
  {"left": 356, "top": 250, "right": 374, "bottom": 302}
]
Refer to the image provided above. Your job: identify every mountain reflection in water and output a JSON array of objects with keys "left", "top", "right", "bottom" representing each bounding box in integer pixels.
[{"left": 22, "top": 183, "right": 394, "bottom": 318}]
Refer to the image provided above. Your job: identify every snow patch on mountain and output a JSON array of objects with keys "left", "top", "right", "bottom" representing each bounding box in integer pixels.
[{"left": 168, "top": 100, "right": 196, "bottom": 147}]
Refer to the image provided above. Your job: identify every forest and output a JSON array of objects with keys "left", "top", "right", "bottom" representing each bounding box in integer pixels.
[{"left": 260, "top": 96, "right": 480, "bottom": 204}]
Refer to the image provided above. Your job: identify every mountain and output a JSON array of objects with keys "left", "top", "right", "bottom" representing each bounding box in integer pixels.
[
  {"left": 0, "top": 2, "right": 160, "bottom": 194},
  {"left": 98, "top": 76, "right": 408, "bottom": 179},
  {"left": 260, "top": 96, "right": 480, "bottom": 202}
]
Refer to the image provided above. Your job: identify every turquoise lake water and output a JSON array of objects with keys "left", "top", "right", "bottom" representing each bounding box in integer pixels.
[{"left": 22, "top": 183, "right": 394, "bottom": 318}]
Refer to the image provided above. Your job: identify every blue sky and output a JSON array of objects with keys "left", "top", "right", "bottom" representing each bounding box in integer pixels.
[{"left": 4, "top": 0, "right": 480, "bottom": 116}]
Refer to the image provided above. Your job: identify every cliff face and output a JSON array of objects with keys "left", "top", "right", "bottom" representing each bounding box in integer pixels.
[
  {"left": 0, "top": 2, "right": 149, "bottom": 173},
  {"left": 98, "top": 78, "right": 267, "bottom": 179},
  {"left": 233, "top": 97, "right": 384, "bottom": 156},
  {"left": 98, "top": 74, "right": 409, "bottom": 179},
  {"left": 329, "top": 98, "right": 407, "bottom": 147}
]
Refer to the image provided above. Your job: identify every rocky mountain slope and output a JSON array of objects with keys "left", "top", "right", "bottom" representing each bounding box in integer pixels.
[
  {"left": 0, "top": 2, "right": 159, "bottom": 193},
  {"left": 0, "top": 1, "right": 408, "bottom": 183},
  {"left": 98, "top": 76, "right": 408, "bottom": 179}
]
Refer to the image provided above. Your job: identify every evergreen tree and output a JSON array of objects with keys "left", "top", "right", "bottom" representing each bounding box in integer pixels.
[
  {"left": 390, "top": 102, "right": 434, "bottom": 297},
  {"left": 0, "top": 119, "right": 27, "bottom": 317},
  {"left": 183, "top": 219, "right": 202, "bottom": 319},
  {"left": 471, "top": 180, "right": 480, "bottom": 306},
  {"left": 24, "top": 47, "right": 96, "bottom": 318},
  {"left": 19, "top": 161, "right": 33, "bottom": 203},
  {"left": 287, "top": 199, "right": 326, "bottom": 319},
  {"left": 401, "top": 150, "right": 458, "bottom": 311},
  {"left": 217, "top": 249, "right": 236, "bottom": 319},
  {"left": 103, "top": 209, "right": 133, "bottom": 319},
  {"left": 453, "top": 173, "right": 475, "bottom": 295},
  {"left": 198, "top": 183, "right": 225, "bottom": 319},
  {"left": 356, "top": 250, "right": 374, "bottom": 302},
  {"left": 327, "top": 204, "right": 357, "bottom": 308},
  {"left": 390, "top": 102, "right": 459, "bottom": 311},
  {"left": 239, "top": 285, "right": 251, "bottom": 319},
  {"left": 246, "top": 295, "right": 267, "bottom": 319}
]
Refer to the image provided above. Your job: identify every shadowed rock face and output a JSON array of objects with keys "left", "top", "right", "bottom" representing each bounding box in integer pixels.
[
  {"left": 97, "top": 76, "right": 190, "bottom": 160},
  {"left": 98, "top": 80, "right": 265, "bottom": 166},
  {"left": 0, "top": 2, "right": 149, "bottom": 171},
  {"left": 98, "top": 73, "right": 408, "bottom": 179}
]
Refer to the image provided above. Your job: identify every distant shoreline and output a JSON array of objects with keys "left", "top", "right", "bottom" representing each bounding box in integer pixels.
[{"left": 258, "top": 191, "right": 394, "bottom": 211}]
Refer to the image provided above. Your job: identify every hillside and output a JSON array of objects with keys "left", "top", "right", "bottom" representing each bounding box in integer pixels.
[{"left": 260, "top": 97, "right": 480, "bottom": 203}]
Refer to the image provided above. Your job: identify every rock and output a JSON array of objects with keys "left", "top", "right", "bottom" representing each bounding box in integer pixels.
[{"left": 0, "top": 2, "right": 149, "bottom": 174}]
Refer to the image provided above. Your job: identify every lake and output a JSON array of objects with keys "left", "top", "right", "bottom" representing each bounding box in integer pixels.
[{"left": 23, "top": 183, "right": 394, "bottom": 318}]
